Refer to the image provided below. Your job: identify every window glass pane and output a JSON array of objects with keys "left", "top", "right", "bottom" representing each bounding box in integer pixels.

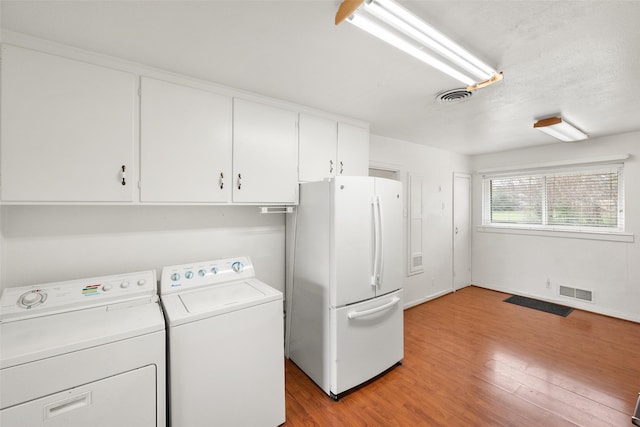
[
  {"left": 490, "top": 176, "right": 543, "bottom": 224},
  {"left": 547, "top": 170, "right": 619, "bottom": 228}
]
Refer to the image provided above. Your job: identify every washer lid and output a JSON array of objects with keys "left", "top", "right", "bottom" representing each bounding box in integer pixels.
[
  {"left": 161, "top": 278, "right": 282, "bottom": 327},
  {"left": 180, "top": 281, "right": 266, "bottom": 314}
]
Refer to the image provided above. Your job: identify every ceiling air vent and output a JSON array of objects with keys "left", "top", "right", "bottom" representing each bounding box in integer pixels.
[{"left": 436, "top": 88, "right": 473, "bottom": 104}]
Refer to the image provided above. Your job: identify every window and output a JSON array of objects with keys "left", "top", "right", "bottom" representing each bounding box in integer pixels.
[{"left": 483, "top": 164, "right": 624, "bottom": 232}]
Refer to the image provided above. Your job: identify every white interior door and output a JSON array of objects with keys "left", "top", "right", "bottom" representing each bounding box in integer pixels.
[{"left": 453, "top": 173, "right": 471, "bottom": 291}]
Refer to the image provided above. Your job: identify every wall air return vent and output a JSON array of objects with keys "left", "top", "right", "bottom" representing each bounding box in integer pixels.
[
  {"left": 437, "top": 88, "right": 473, "bottom": 104},
  {"left": 559, "top": 285, "right": 593, "bottom": 302}
]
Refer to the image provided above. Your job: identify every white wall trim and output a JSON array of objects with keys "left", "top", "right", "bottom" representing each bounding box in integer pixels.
[
  {"left": 404, "top": 289, "right": 452, "bottom": 309},
  {"left": 477, "top": 225, "right": 634, "bottom": 243},
  {"left": 472, "top": 283, "right": 640, "bottom": 324},
  {"left": 476, "top": 153, "right": 630, "bottom": 175}
]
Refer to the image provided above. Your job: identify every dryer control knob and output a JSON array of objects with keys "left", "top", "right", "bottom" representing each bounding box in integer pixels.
[
  {"left": 171, "top": 273, "right": 180, "bottom": 281},
  {"left": 20, "top": 291, "right": 45, "bottom": 307},
  {"left": 137, "top": 279, "right": 146, "bottom": 286},
  {"left": 198, "top": 269, "right": 206, "bottom": 277},
  {"left": 231, "top": 261, "right": 244, "bottom": 273},
  {"left": 120, "top": 281, "right": 130, "bottom": 289},
  {"left": 185, "top": 271, "right": 194, "bottom": 279},
  {"left": 102, "top": 284, "right": 112, "bottom": 292}
]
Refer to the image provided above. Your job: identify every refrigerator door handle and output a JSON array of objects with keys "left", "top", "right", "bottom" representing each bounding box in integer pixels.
[
  {"left": 371, "top": 196, "right": 380, "bottom": 287},
  {"left": 347, "top": 297, "right": 401, "bottom": 319},
  {"left": 376, "top": 195, "right": 384, "bottom": 287}
]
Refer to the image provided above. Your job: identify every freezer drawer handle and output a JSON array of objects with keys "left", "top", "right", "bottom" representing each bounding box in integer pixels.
[{"left": 347, "top": 297, "right": 400, "bottom": 319}]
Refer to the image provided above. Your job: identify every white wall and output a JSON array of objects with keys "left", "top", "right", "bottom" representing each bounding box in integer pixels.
[
  {"left": 369, "top": 134, "right": 472, "bottom": 307},
  {"left": 471, "top": 131, "right": 639, "bottom": 322},
  {"left": 0, "top": 205, "right": 285, "bottom": 293}
]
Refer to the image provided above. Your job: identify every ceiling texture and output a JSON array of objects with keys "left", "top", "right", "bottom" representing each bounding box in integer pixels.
[{"left": 2, "top": 0, "right": 640, "bottom": 155}]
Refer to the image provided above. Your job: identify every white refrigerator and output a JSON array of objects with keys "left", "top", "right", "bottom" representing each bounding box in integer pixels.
[{"left": 288, "top": 176, "right": 404, "bottom": 399}]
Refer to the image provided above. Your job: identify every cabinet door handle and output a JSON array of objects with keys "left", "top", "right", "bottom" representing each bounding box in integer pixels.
[
  {"left": 219, "top": 172, "right": 224, "bottom": 190},
  {"left": 329, "top": 160, "right": 334, "bottom": 173},
  {"left": 121, "top": 165, "right": 126, "bottom": 186},
  {"left": 340, "top": 161, "right": 344, "bottom": 175},
  {"left": 237, "top": 173, "right": 242, "bottom": 190}
]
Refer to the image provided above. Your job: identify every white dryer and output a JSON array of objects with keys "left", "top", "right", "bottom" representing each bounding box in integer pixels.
[
  {"left": 0, "top": 271, "right": 166, "bottom": 427},
  {"left": 160, "top": 256, "right": 285, "bottom": 427}
]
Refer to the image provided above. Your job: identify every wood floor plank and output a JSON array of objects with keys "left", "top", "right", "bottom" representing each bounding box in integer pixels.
[{"left": 284, "top": 286, "right": 640, "bottom": 426}]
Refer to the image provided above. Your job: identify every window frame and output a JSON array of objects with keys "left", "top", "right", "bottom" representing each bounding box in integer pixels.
[{"left": 481, "top": 163, "right": 625, "bottom": 234}]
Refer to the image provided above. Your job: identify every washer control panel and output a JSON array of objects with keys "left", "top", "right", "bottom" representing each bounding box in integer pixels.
[
  {"left": 160, "top": 256, "right": 254, "bottom": 295},
  {"left": 0, "top": 270, "right": 157, "bottom": 322}
]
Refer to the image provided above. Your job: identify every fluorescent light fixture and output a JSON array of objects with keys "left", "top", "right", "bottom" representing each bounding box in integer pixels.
[
  {"left": 335, "top": 0, "right": 503, "bottom": 91},
  {"left": 533, "top": 117, "right": 588, "bottom": 142}
]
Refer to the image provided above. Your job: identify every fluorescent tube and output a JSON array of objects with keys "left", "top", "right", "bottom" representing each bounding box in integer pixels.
[
  {"left": 348, "top": 14, "right": 476, "bottom": 86},
  {"left": 534, "top": 117, "right": 588, "bottom": 142}
]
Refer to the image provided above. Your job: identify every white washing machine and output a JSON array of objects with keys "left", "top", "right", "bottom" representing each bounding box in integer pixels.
[
  {"left": 160, "top": 256, "right": 285, "bottom": 427},
  {"left": 0, "top": 271, "right": 166, "bottom": 427}
]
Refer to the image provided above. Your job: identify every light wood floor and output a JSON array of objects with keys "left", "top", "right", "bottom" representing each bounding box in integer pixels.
[{"left": 284, "top": 286, "right": 640, "bottom": 426}]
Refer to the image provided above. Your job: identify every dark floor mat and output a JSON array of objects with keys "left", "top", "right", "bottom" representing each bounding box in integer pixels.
[{"left": 504, "top": 295, "right": 573, "bottom": 317}]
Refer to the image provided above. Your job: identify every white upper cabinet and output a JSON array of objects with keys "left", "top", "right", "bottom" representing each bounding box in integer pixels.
[
  {"left": 298, "top": 114, "right": 369, "bottom": 182},
  {"left": 0, "top": 45, "right": 135, "bottom": 202},
  {"left": 140, "top": 77, "right": 232, "bottom": 203},
  {"left": 337, "top": 122, "right": 369, "bottom": 177},
  {"left": 232, "top": 99, "right": 299, "bottom": 204},
  {"left": 298, "top": 114, "right": 337, "bottom": 182}
]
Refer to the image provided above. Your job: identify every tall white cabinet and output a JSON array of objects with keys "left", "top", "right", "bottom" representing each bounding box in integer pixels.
[
  {"left": 298, "top": 113, "right": 369, "bottom": 182},
  {"left": 140, "top": 77, "right": 232, "bottom": 203},
  {"left": 0, "top": 45, "right": 135, "bottom": 202},
  {"left": 232, "top": 99, "right": 299, "bottom": 204}
]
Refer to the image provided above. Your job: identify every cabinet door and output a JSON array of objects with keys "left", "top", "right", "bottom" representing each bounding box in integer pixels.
[
  {"left": 336, "top": 123, "right": 370, "bottom": 177},
  {"left": 0, "top": 45, "right": 135, "bottom": 202},
  {"left": 232, "top": 99, "right": 298, "bottom": 203},
  {"left": 140, "top": 77, "right": 231, "bottom": 203},
  {"left": 298, "top": 114, "right": 337, "bottom": 182}
]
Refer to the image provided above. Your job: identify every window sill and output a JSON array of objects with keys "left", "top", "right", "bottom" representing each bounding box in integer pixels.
[{"left": 477, "top": 225, "right": 635, "bottom": 243}]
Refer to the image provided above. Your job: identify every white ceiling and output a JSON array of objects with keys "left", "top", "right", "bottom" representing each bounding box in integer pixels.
[{"left": 2, "top": 0, "right": 640, "bottom": 155}]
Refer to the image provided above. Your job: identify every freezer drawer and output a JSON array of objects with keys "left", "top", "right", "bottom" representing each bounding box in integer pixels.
[{"left": 330, "top": 289, "right": 403, "bottom": 396}]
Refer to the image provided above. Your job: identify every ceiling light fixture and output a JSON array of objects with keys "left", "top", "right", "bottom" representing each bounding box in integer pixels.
[
  {"left": 533, "top": 117, "right": 588, "bottom": 142},
  {"left": 335, "top": 0, "right": 503, "bottom": 91}
]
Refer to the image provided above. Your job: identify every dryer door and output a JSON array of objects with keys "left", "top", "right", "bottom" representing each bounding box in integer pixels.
[{"left": 0, "top": 365, "right": 156, "bottom": 427}]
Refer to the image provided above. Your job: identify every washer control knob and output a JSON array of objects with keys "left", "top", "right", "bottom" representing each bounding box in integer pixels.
[
  {"left": 171, "top": 273, "right": 180, "bottom": 281},
  {"left": 185, "top": 271, "right": 194, "bottom": 279},
  {"left": 137, "top": 279, "right": 146, "bottom": 286},
  {"left": 211, "top": 267, "right": 219, "bottom": 275},
  {"left": 231, "top": 261, "right": 244, "bottom": 273},
  {"left": 120, "top": 281, "right": 130, "bottom": 289},
  {"left": 198, "top": 269, "right": 206, "bottom": 277},
  {"left": 102, "top": 284, "right": 112, "bottom": 292}
]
